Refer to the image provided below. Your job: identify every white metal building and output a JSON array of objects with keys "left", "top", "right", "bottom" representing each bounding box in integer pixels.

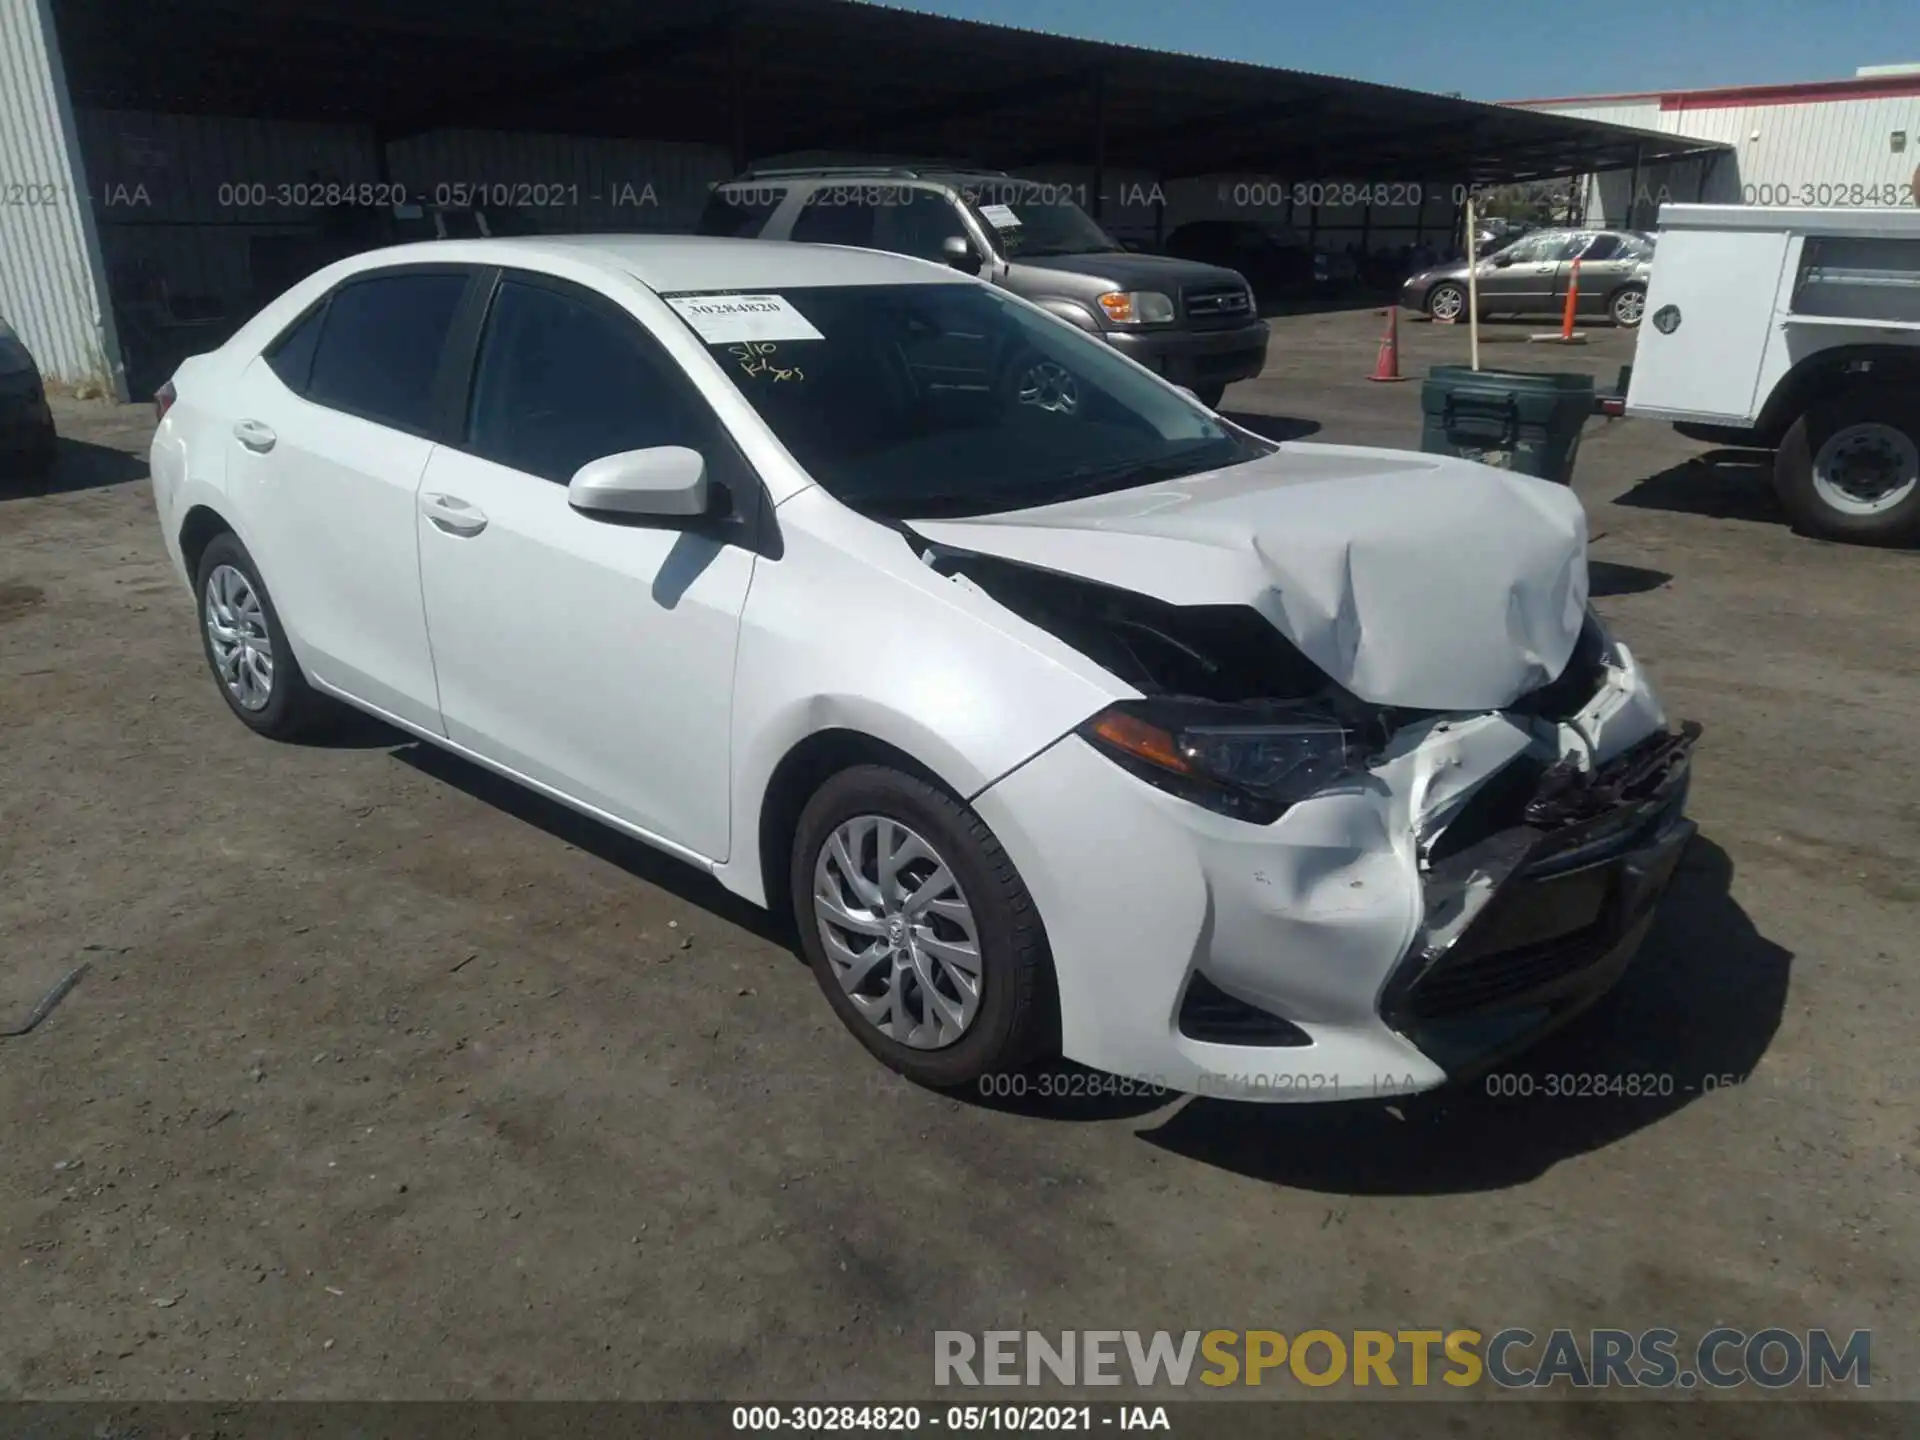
[{"left": 1508, "top": 65, "right": 1920, "bottom": 230}]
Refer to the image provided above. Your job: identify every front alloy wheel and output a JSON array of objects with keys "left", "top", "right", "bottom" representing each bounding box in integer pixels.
[
  {"left": 790, "top": 765, "right": 1055, "bottom": 1089},
  {"left": 813, "top": 815, "right": 983, "bottom": 1048}
]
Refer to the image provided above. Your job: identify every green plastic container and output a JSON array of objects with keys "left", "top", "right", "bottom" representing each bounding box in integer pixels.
[{"left": 1419, "top": 366, "right": 1596, "bottom": 485}]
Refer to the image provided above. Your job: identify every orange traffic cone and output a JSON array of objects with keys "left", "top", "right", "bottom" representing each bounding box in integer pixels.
[{"left": 1367, "top": 308, "right": 1409, "bottom": 382}]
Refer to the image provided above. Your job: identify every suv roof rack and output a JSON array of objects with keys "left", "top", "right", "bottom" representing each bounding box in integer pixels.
[{"left": 725, "top": 163, "right": 1013, "bottom": 183}]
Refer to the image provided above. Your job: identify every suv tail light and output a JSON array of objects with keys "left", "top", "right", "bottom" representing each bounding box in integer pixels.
[{"left": 154, "top": 381, "right": 176, "bottom": 422}]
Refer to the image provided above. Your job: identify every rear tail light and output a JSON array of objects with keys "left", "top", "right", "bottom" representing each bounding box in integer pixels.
[{"left": 154, "top": 381, "right": 176, "bottom": 422}]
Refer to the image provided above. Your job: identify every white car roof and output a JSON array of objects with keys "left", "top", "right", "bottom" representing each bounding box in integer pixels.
[{"left": 334, "top": 234, "right": 972, "bottom": 294}]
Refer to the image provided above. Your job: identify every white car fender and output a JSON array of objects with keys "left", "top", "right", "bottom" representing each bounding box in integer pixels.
[{"left": 710, "top": 486, "right": 1130, "bottom": 908}]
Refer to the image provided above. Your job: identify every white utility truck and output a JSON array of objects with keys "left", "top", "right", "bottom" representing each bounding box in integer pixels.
[{"left": 1620, "top": 204, "right": 1919, "bottom": 546}]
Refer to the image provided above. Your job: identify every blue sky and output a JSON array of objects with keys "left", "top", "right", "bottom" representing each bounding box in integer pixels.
[{"left": 877, "top": 0, "right": 1916, "bottom": 100}]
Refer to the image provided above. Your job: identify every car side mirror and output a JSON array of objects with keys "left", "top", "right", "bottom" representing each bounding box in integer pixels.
[
  {"left": 568, "top": 445, "right": 709, "bottom": 519},
  {"left": 941, "top": 235, "right": 982, "bottom": 274}
]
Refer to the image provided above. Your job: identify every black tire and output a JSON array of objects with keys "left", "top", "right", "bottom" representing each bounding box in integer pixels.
[
  {"left": 1191, "top": 381, "right": 1227, "bottom": 409},
  {"left": 1773, "top": 388, "right": 1920, "bottom": 547},
  {"left": 790, "top": 764, "right": 1055, "bottom": 1090},
  {"left": 193, "top": 531, "right": 331, "bottom": 738},
  {"left": 1609, "top": 285, "right": 1647, "bottom": 328},
  {"left": 1426, "top": 281, "right": 1468, "bottom": 323}
]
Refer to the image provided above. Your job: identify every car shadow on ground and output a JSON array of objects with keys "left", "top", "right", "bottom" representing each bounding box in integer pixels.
[
  {"left": 1133, "top": 835, "right": 1790, "bottom": 1192},
  {"left": 1219, "top": 410, "right": 1322, "bottom": 444},
  {"left": 1, "top": 438, "right": 148, "bottom": 500},
  {"left": 1589, "top": 559, "right": 1673, "bottom": 597},
  {"left": 1615, "top": 449, "right": 1784, "bottom": 525},
  {"left": 1257, "top": 294, "right": 1401, "bottom": 319},
  {"left": 388, "top": 738, "right": 792, "bottom": 947}
]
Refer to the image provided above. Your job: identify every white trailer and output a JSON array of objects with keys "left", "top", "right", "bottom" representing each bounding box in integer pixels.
[{"left": 1622, "top": 203, "right": 1920, "bottom": 545}]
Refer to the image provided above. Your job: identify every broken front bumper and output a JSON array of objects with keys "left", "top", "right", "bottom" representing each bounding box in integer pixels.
[
  {"left": 1380, "top": 723, "right": 1699, "bottom": 1076},
  {"left": 972, "top": 659, "right": 1697, "bottom": 1102}
]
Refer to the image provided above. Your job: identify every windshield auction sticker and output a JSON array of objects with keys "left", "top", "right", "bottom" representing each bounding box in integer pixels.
[
  {"left": 978, "top": 203, "right": 1022, "bottom": 229},
  {"left": 665, "top": 293, "right": 825, "bottom": 345}
]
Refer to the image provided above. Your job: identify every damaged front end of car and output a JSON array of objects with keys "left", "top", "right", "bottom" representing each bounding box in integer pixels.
[{"left": 918, "top": 534, "right": 1699, "bottom": 1083}]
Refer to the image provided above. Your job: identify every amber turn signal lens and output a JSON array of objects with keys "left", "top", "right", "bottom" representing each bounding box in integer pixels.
[{"left": 1090, "top": 709, "right": 1190, "bottom": 774}]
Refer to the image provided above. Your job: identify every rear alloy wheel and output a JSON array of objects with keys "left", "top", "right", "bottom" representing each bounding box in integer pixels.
[
  {"left": 194, "top": 532, "right": 330, "bottom": 738},
  {"left": 1610, "top": 286, "right": 1647, "bottom": 328},
  {"left": 791, "top": 765, "right": 1053, "bottom": 1089},
  {"left": 1774, "top": 389, "right": 1920, "bottom": 546},
  {"left": 1426, "top": 282, "right": 1467, "bottom": 323}
]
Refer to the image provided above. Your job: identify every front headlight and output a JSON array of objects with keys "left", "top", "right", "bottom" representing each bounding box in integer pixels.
[
  {"left": 1096, "top": 290, "right": 1176, "bottom": 325},
  {"left": 1081, "top": 700, "right": 1362, "bottom": 824}
]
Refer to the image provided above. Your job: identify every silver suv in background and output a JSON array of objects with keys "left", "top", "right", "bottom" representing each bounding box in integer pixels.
[
  {"left": 697, "top": 166, "right": 1269, "bottom": 408},
  {"left": 1402, "top": 228, "right": 1655, "bottom": 328}
]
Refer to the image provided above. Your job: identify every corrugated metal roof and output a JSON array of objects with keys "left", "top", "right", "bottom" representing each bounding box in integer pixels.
[{"left": 0, "top": 0, "right": 121, "bottom": 393}]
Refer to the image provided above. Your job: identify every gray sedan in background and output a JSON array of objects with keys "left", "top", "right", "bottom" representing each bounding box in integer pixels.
[{"left": 1402, "top": 228, "right": 1655, "bottom": 327}]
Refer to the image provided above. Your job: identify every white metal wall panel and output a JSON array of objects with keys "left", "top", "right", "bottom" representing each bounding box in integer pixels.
[
  {"left": 1660, "top": 97, "right": 1920, "bottom": 204},
  {"left": 0, "top": 0, "right": 121, "bottom": 392},
  {"left": 1517, "top": 91, "right": 1920, "bottom": 225},
  {"left": 383, "top": 130, "right": 730, "bottom": 232}
]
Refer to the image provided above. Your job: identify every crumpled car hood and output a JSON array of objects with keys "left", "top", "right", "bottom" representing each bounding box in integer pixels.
[{"left": 910, "top": 443, "right": 1590, "bottom": 711}]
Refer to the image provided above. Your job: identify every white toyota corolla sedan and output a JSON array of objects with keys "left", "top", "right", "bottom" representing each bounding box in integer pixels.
[{"left": 150, "top": 235, "right": 1697, "bottom": 1101}]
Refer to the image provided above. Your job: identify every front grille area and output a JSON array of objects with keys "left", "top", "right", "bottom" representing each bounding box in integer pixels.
[
  {"left": 1404, "top": 866, "right": 1617, "bottom": 1020},
  {"left": 1383, "top": 726, "right": 1697, "bottom": 1044},
  {"left": 1182, "top": 284, "right": 1253, "bottom": 328}
]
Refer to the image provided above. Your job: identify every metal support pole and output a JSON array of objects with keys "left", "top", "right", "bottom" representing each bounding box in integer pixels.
[
  {"left": 1090, "top": 70, "right": 1107, "bottom": 221},
  {"left": 727, "top": 21, "right": 747, "bottom": 173}
]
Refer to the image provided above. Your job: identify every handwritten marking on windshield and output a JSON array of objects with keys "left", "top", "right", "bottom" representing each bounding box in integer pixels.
[{"left": 729, "top": 341, "right": 804, "bottom": 382}]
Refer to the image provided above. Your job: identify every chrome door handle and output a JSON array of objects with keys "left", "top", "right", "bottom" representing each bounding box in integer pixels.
[
  {"left": 233, "top": 419, "right": 276, "bottom": 452},
  {"left": 421, "top": 492, "right": 488, "bottom": 536}
]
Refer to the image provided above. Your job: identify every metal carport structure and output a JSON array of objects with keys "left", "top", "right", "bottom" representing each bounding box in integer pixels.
[{"left": 8, "top": 0, "right": 1729, "bottom": 397}]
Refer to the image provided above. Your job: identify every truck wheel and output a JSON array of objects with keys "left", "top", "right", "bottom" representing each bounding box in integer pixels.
[
  {"left": 1774, "top": 388, "right": 1920, "bottom": 546},
  {"left": 1191, "top": 382, "right": 1227, "bottom": 409}
]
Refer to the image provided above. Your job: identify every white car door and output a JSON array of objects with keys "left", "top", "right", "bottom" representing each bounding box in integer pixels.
[
  {"left": 224, "top": 267, "right": 477, "bottom": 733},
  {"left": 415, "top": 271, "right": 758, "bottom": 861}
]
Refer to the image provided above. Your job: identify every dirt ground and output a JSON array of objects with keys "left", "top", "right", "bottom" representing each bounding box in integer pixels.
[{"left": 1, "top": 305, "right": 1915, "bottom": 1416}]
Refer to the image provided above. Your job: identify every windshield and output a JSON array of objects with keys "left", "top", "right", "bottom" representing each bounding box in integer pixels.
[
  {"left": 664, "top": 283, "right": 1273, "bottom": 520},
  {"left": 956, "top": 184, "right": 1123, "bottom": 258}
]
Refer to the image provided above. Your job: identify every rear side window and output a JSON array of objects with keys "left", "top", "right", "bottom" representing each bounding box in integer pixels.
[
  {"left": 265, "top": 305, "right": 325, "bottom": 392},
  {"left": 1581, "top": 234, "right": 1623, "bottom": 262},
  {"left": 696, "top": 185, "right": 787, "bottom": 238},
  {"left": 305, "top": 272, "right": 469, "bottom": 433},
  {"left": 790, "top": 189, "right": 881, "bottom": 247},
  {"left": 466, "top": 278, "right": 722, "bottom": 483}
]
